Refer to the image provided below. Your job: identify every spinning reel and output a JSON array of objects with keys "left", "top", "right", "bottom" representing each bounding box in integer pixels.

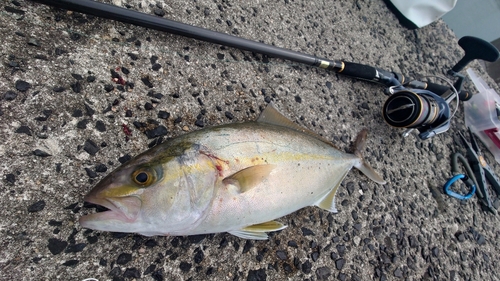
[{"left": 381, "top": 36, "right": 500, "bottom": 140}]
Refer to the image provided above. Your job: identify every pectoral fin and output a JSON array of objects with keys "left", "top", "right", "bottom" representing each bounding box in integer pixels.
[
  {"left": 222, "top": 164, "right": 276, "bottom": 193},
  {"left": 228, "top": 221, "right": 287, "bottom": 240}
]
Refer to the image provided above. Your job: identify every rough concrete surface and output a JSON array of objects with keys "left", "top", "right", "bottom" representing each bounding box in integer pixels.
[{"left": 2, "top": 0, "right": 500, "bottom": 280}]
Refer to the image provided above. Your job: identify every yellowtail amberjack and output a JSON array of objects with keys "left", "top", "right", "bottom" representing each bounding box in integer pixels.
[{"left": 80, "top": 104, "right": 385, "bottom": 239}]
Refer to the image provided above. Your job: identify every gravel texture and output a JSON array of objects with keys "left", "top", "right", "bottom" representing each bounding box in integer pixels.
[{"left": 1, "top": 0, "right": 500, "bottom": 280}]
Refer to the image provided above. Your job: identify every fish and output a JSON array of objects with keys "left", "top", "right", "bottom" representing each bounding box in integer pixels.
[{"left": 79, "top": 104, "right": 385, "bottom": 240}]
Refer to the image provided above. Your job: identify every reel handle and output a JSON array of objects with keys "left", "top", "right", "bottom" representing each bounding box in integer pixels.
[{"left": 452, "top": 36, "right": 499, "bottom": 73}]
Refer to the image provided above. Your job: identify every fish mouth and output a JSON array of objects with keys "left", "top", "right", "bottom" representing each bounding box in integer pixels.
[{"left": 79, "top": 195, "right": 142, "bottom": 230}]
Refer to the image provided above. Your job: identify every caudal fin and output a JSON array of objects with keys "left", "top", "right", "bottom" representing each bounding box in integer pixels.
[{"left": 352, "top": 129, "right": 386, "bottom": 184}]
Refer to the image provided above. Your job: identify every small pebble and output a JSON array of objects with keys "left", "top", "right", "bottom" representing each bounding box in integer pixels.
[
  {"left": 455, "top": 232, "right": 465, "bottom": 242},
  {"left": 330, "top": 252, "right": 338, "bottom": 260},
  {"left": 225, "top": 111, "right": 234, "bottom": 120},
  {"left": 394, "top": 268, "right": 403, "bottom": 278},
  {"left": 311, "top": 251, "right": 319, "bottom": 261},
  {"left": 4, "top": 90, "right": 18, "bottom": 101},
  {"left": 95, "top": 164, "right": 107, "bottom": 173},
  {"left": 47, "top": 238, "right": 68, "bottom": 255},
  {"left": 315, "top": 266, "right": 331, "bottom": 280},
  {"left": 109, "top": 267, "right": 121, "bottom": 276},
  {"left": 118, "top": 154, "right": 132, "bottom": 164},
  {"left": 15, "top": 80, "right": 31, "bottom": 92},
  {"left": 95, "top": 120, "right": 106, "bottom": 132},
  {"left": 276, "top": 250, "right": 287, "bottom": 260},
  {"left": 65, "top": 243, "right": 87, "bottom": 253},
  {"left": 70, "top": 82, "right": 82, "bottom": 94},
  {"left": 195, "top": 119, "right": 204, "bottom": 128},
  {"left": 179, "top": 261, "right": 192, "bottom": 272},
  {"left": 154, "top": 8, "right": 165, "bottom": 17},
  {"left": 71, "top": 73, "right": 83, "bottom": 80},
  {"left": 477, "top": 234, "right": 486, "bottom": 245},
  {"left": 247, "top": 268, "right": 266, "bottom": 281},
  {"left": 62, "top": 260, "right": 79, "bottom": 267},
  {"left": 152, "top": 63, "right": 162, "bottom": 71},
  {"left": 194, "top": 249, "right": 204, "bottom": 264},
  {"left": 77, "top": 119, "right": 90, "bottom": 129},
  {"left": 85, "top": 104, "right": 95, "bottom": 116},
  {"left": 144, "top": 264, "right": 156, "bottom": 275},
  {"left": 28, "top": 38, "right": 40, "bottom": 46},
  {"left": 87, "top": 236, "right": 98, "bottom": 244},
  {"left": 85, "top": 168, "right": 97, "bottom": 178},
  {"left": 83, "top": 139, "right": 100, "bottom": 156},
  {"left": 70, "top": 33, "right": 81, "bottom": 41},
  {"left": 104, "top": 84, "right": 114, "bottom": 92},
  {"left": 431, "top": 247, "right": 439, "bottom": 257},
  {"left": 123, "top": 268, "right": 141, "bottom": 278},
  {"left": 15, "top": 125, "right": 32, "bottom": 135},
  {"left": 335, "top": 258, "right": 345, "bottom": 270},
  {"left": 158, "top": 111, "right": 170, "bottom": 119},
  {"left": 28, "top": 200, "right": 46, "bottom": 212},
  {"left": 33, "top": 149, "right": 51, "bottom": 157},
  {"left": 141, "top": 76, "right": 154, "bottom": 88},
  {"left": 301, "top": 227, "right": 315, "bottom": 236},
  {"left": 301, "top": 260, "right": 312, "bottom": 274},
  {"left": 144, "top": 239, "right": 158, "bottom": 248},
  {"left": 145, "top": 126, "right": 168, "bottom": 139},
  {"left": 72, "top": 109, "right": 83, "bottom": 117},
  {"left": 6, "top": 173, "right": 16, "bottom": 184},
  {"left": 127, "top": 53, "right": 139, "bottom": 60},
  {"left": 116, "top": 253, "right": 132, "bottom": 265}
]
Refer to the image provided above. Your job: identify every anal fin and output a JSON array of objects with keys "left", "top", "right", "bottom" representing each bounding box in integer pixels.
[
  {"left": 314, "top": 170, "right": 348, "bottom": 213},
  {"left": 228, "top": 221, "right": 287, "bottom": 240}
]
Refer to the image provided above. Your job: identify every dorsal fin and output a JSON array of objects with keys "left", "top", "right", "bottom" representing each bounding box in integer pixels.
[{"left": 257, "top": 103, "right": 339, "bottom": 149}]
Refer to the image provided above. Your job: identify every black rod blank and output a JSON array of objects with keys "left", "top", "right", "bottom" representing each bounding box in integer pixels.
[{"left": 33, "top": 0, "right": 340, "bottom": 68}]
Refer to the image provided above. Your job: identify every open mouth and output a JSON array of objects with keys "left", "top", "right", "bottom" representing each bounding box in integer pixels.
[
  {"left": 79, "top": 195, "right": 142, "bottom": 229},
  {"left": 79, "top": 197, "right": 125, "bottom": 226},
  {"left": 82, "top": 201, "right": 111, "bottom": 213}
]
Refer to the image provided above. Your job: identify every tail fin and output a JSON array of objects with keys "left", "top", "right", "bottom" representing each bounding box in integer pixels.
[{"left": 352, "top": 129, "right": 386, "bottom": 184}]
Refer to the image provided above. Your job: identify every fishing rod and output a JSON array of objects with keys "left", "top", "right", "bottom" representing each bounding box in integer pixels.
[{"left": 31, "top": 0, "right": 500, "bottom": 140}]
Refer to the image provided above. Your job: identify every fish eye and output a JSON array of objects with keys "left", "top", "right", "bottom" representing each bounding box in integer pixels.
[
  {"left": 132, "top": 169, "right": 155, "bottom": 187},
  {"left": 136, "top": 172, "right": 148, "bottom": 183}
]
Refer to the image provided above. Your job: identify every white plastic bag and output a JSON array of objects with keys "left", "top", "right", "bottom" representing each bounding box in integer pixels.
[{"left": 388, "top": 0, "right": 457, "bottom": 28}]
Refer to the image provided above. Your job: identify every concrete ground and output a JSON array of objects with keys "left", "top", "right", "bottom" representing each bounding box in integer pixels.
[{"left": 1, "top": 0, "right": 500, "bottom": 280}]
